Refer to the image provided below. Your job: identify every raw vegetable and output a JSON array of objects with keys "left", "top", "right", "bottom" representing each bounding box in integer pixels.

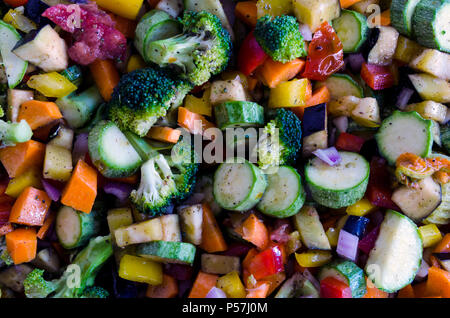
[
  {"left": 137, "top": 241, "right": 196, "bottom": 265},
  {"left": 27, "top": 72, "right": 77, "bottom": 98},
  {"left": 235, "top": 213, "right": 269, "bottom": 250},
  {"left": 5, "top": 228, "right": 37, "bottom": 265},
  {"left": 188, "top": 271, "right": 219, "bottom": 298},
  {"left": 199, "top": 204, "right": 227, "bottom": 253},
  {"left": 258, "top": 58, "right": 305, "bottom": 89},
  {"left": 0, "top": 140, "right": 45, "bottom": 178},
  {"left": 293, "top": 205, "right": 331, "bottom": 250},
  {"left": 9, "top": 186, "right": 51, "bottom": 226}
]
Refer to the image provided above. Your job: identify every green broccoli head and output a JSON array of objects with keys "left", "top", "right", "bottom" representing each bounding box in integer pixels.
[
  {"left": 108, "top": 67, "right": 192, "bottom": 136},
  {"left": 130, "top": 154, "right": 178, "bottom": 216},
  {"left": 80, "top": 286, "right": 110, "bottom": 298},
  {"left": 23, "top": 269, "right": 58, "bottom": 298},
  {"left": 147, "top": 10, "right": 232, "bottom": 86},
  {"left": 254, "top": 15, "right": 307, "bottom": 63},
  {"left": 257, "top": 108, "right": 302, "bottom": 170},
  {"left": 0, "top": 119, "right": 32, "bottom": 148}
]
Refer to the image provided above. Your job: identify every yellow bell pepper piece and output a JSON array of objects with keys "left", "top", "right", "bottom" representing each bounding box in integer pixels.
[
  {"left": 184, "top": 88, "right": 212, "bottom": 117},
  {"left": 419, "top": 224, "right": 442, "bottom": 248},
  {"left": 216, "top": 271, "right": 246, "bottom": 298},
  {"left": 256, "top": 0, "right": 293, "bottom": 18},
  {"left": 119, "top": 254, "right": 163, "bottom": 285},
  {"left": 268, "top": 78, "right": 311, "bottom": 108},
  {"left": 127, "top": 54, "right": 146, "bottom": 73},
  {"left": 326, "top": 227, "right": 339, "bottom": 248},
  {"left": 346, "top": 198, "right": 377, "bottom": 216},
  {"left": 3, "top": 8, "right": 37, "bottom": 33},
  {"left": 94, "top": 0, "right": 144, "bottom": 20},
  {"left": 295, "top": 250, "right": 332, "bottom": 267},
  {"left": 27, "top": 72, "right": 77, "bottom": 98},
  {"left": 5, "top": 168, "right": 42, "bottom": 198}
]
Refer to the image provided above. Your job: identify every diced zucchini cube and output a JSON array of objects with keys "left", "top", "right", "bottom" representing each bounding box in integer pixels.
[{"left": 114, "top": 218, "right": 163, "bottom": 248}]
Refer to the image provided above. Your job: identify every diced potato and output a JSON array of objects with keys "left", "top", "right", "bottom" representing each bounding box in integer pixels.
[
  {"left": 257, "top": 0, "right": 293, "bottom": 18},
  {"left": 350, "top": 97, "right": 381, "bottom": 127},
  {"left": 114, "top": 218, "right": 163, "bottom": 248},
  {"left": 48, "top": 127, "right": 74, "bottom": 150},
  {"left": 409, "top": 73, "right": 450, "bottom": 104},
  {"left": 119, "top": 255, "right": 163, "bottom": 285},
  {"left": 43, "top": 144, "right": 73, "bottom": 182},
  {"left": 292, "top": 0, "right": 340, "bottom": 32},
  {"left": 160, "top": 214, "right": 181, "bottom": 242},
  {"left": 5, "top": 168, "right": 42, "bottom": 198},
  {"left": 210, "top": 80, "right": 247, "bottom": 105},
  {"left": 179, "top": 204, "right": 203, "bottom": 245},
  {"left": 328, "top": 95, "right": 361, "bottom": 117},
  {"left": 405, "top": 101, "right": 448, "bottom": 123},
  {"left": 269, "top": 78, "right": 312, "bottom": 108},
  {"left": 184, "top": 88, "right": 212, "bottom": 117},
  {"left": 409, "top": 49, "right": 450, "bottom": 81},
  {"left": 201, "top": 254, "right": 240, "bottom": 275},
  {"left": 394, "top": 36, "right": 425, "bottom": 64},
  {"left": 216, "top": 271, "right": 246, "bottom": 298}
]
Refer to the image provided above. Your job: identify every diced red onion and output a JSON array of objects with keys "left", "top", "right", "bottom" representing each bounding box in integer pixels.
[
  {"left": 396, "top": 88, "right": 414, "bottom": 110},
  {"left": 337, "top": 229, "right": 359, "bottom": 262},
  {"left": 333, "top": 116, "right": 348, "bottom": 133},
  {"left": 347, "top": 53, "right": 365, "bottom": 73},
  {"left": 358, "top": 226, "right": 380, "bottom": 254},
  {"left": 415, "top": 260, "right": 429, "bottom": 280},
  {"left": 164, "top": 264, "right": 193, "bottom": 281},
  {"left": 206, "top": 287, "right": 227, "bottom": 298},
  {"left": 42, "top": 178, "right": 62, "bottom": 202},
  {"left": 221, "top": 243, "right": 251, "bottom": 257},
  {"left": 72, "top": 133, "right": 88, "bottom": 165},
  {"left": 103, "top": 181, "right": 134, "bottom": 202},
  {"left": 312, "top": 147, "right": 342, "bottom": 166},
  {"left": 298, "top": 23, "right": 312, "bottom": 41}
]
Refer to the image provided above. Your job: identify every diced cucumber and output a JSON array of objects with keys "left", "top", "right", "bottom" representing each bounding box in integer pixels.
[
  {"left": 293, "top": 205, "right": 331, "bottom": 250},
  {"left": 257, "top": 166, "right": 306, "bottom": 218},
  {"left": 0, "top": 20, "right": 27, "bottom": 89},
  {"left": 201, "top": 254, "right": 240, "bottom": 275},
  {"left": 56, "top": 205, "right": 102, "bottom": 249},
  {"left": 319, "top": 259, "right": 367, "bottom": 298},
  {"left": 275, "top": 272, "right": 320, "bottom": 298},
  {"left": 375, "top": 111, "right": 434, "bottom": 165},
  {"left": 305, "top": 152, "right": 370, "bottom": 209},
  {"left": 213, "top": 159, "right": 268, "bottom": 211},
  {"left": 365, "top": 210, "right": 422, "bottom": 292},
  {"left": 179, "top": 204, "right": 203, "bottom": 245},
  {"left": 214, "top": 101, "right": 264, "bottom": 130},
  {"left": 316, "top": 74, "right": 364, "bottom": 100},
  {"left": 412, "top": 0, "right": 450, "bottom": 53},
  {"left": 136, "top": 241, "right": 196, "bottom": 265},
  {"left": 88, "top": 121, "right": 143, "bottom": 178},
  {"left": 332, "top": 10, "right": 369, "bottom": 53},
  {"left": 390, "top": 0, "right": 421, "bottom": 36}
]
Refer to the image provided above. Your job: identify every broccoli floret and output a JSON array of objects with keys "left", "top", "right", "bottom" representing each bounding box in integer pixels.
[
  {"left": 108, "top": 67, "right": 192, "bottom": 136},
  {"left": 254, "top": 15, "right": 307, "bottom": 63},
  {"left": 24, "top": 235, "right": 113, "bottom": 298},
  {"left": 0, "top": 119, "right": 33, "bottom": 148},
  {"left": 256, "top": 108, "right": 302, "bottom": 171},
  {"left": 147, "top": 10, "right": 232, "bottom": 86},
  {"left": 80, "top": 286, "right": 109, "bottom": 298}
]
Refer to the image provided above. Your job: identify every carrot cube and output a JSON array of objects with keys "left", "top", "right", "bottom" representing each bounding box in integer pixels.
[
  {"left": 18, "top": 100, "right": 63, "bottom": 130},
  {"left": 0, "top": 140, "right": 45, "bottom": 178},
  {"left": 9, "top": 186, "right": 51, "bottom": 226},
  {"left": 6, "top": 228, "right": 37, "bottom": 264}
]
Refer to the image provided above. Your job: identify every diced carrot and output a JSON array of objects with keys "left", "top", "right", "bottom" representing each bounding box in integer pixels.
[
  {"left": 177, "top": 107, "right": 216, "bottom": 137},
  {"left": 89, "top": 59, "right": 120, "bottom": 101},
  {"left": 146, "top": 274, "right": 178, "bottom": 298},
  {"left": 427, "top": 266, "right": 450, "bottom": 298},
  {"left": 258, "top": 58, "right": 306, "bottom": 88},
  {"left": 235, "top": 1, "right": 257, "bottom": 27},
  {"left": 5, "top": 228, "right": 37, "bottom": 264},
  {"left": 199, "top": 203, "right": 227, "bottom": 253},
  {"left": 262, "top": 271, "right": 286, "bottom": 296},
  {"left": 292, "top": 86, "right": 331, "bottom": 119},
  {"left": 0, "top": 140, "right": 45, "bottom": 178},
  {"left": 147, "top": 126, "right": 181, "bottom": 144},
  {"left": 413, "top": 282, "right": 429, "bottom": 298},
  {"left": 243, "top": 248, "right": 259, "bottom": 269},
  {"left": 397, "top": 284, "right": 415, "bottom": 298},
  {"left": 370, "top": 9, "right": 391, "bottom": 26},
  {"left": 61, "top": 159, "right": 98, "bottom": 214},
  {"left": 235, "top": 214, "right": 269, "bottom": 250},
  {"left": 340, "top": 0, "right": 361, "bottom": 8},
  {"left": 0, "top": 223, "right": 14, "bottom": 236},
  {"left": 109, "top": 13, "right": 137, "bottom": 38},
  {"left": 188, "top": 271, "right": 219, "bottom": 298},
  {"left": 37, "top": 211, "right": 55, "bottom": 240},
  {"left": 9, "top": 186, "right": 51, "bottom": 226},
  {"left": 18, "top": 100, "right": 63, "bottom": 130},
  {"left": 246, "top": 281, "right": 270, "bottom": 298},
  {"left": 434, "top": 233, "right": 450, "bottom": 253}
]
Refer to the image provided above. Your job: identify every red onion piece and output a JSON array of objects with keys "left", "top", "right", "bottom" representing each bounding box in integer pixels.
[
  {"left": 337, "top": 229, "right": 359, "bottom": 262},
  {"left": 312, "top": 147, "right": 342, "bottom": 166},
  {"left": 42, "top": 178, "right": 62, "bottom": 202},
  {"left": 358, "top": 226, "right": 380, "bottom": 254},
  {"left": 221, "top": 242, "right": 251, "bottom": 257},
  {"left": 298, "top": 23, "right": 312, "bottom": 41},
  {"left": 396, "top": 88, "right": 414, "bottom": 110},
  {"left": 206, "top": 287, "right": 227, "bottom": 298},
  {"left": 72, "top": 133, "right": 89, "bottom": 165},
  {"left": 347, "top": 53, "right": 365, "bottom": 73},
  {"left": 333, "top": 116, "right": 348, "bottom": 133},
  {"left": 103, "top": 181, "right": 134, "bottom": 202}
]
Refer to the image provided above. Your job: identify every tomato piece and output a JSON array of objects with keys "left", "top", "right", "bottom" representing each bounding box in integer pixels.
[
  {"left": 246, "top": 245, "right": 284, "bottom": 280},
  {"left": 360, "top": 63, "right": 395, "bottom": 90},
  {"left": 335, "top": 132, "right": 365, "bottom": 153},
  {"left": 320, "top": 276, "right": 352, "bottom": 298},
  {"left": 302, "top": 22, "right": 344, "bottom": 81},
  {"left": 238, "top": 31, "right": 268, "bottom": 76}
]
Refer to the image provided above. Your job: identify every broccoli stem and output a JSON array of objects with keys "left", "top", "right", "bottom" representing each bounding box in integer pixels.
[{"left": 0, "top": 119, "right": 32, "bottom": 147}]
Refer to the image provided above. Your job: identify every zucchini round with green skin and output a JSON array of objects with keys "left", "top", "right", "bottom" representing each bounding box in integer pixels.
[
  {"left": 316, "top": 74, "right": 364, "bottom": 100},
  {"left": 305, "top": 152, "right": 370, "bottom": 209},
  {"left": 375, "top": 111, "right": 434, "bottom": 165},
  {"left": 56, "top": 205, "right": 101, "bottom": 249},
  {"left": 213, "top": 159, "right": 267, "bottom": 211},
  {"left": 136, "top": 241, "right": 196, "bottom": 265},
  {"left": 214, "top": 101, "right": 265, "bottom": 130},
  {"left": 319, "top": 259, "right": 367, "bottom": 298},
  {"left": 257, "top": 166, "right": 306, "bottom": 218},
  {"left": 275, "top": 272, "right": 320, "bottom": 298},
  {"left": 88, "top": 121, "right": 143, "bottom": 178},
  {"left": 390, "top": 0, "right": 421, "bottom": 37},
  {"left": 412, "top": 0, "right": 450, "bottom": 53},
  {"left": 0, "top": 20, "right": 27, "bottom": 89},
  {"left": 365, "top": 210, "right": 422, "bottom": 293},
  {"left": 332, "top": 10, "right": 369, "bottom": 53}
]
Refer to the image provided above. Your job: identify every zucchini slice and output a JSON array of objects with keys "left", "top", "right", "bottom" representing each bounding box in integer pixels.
[
  {"left": 316, "top": 74, "right": 364, "bottom": 100},
  {"left": 319, "top": 259, "right": 367, "bottom": 298},
  {"left": 365, "top": 210, "right": 422, "bottom": 293},
  {"left": 214, "top": 101, "right": 264, "bottom": 130},
  {"left": 0, "top": 20, "right": 27, "bottom": 88},
  {"left": 275, "top": 272, "right": 320, "bottom": 298},
  {"left": 375, "top": 111, "right": 434, "bottom": 165},
  {"left": 332, "top": 10, "right": 369, "bottom": 53},
  {"left": 305, "top": 152, "right": 370, "bottom": 209},
  {"left": 213, "top": 159, "right": 268, "bottom": 211},
  {"left": 88, "top": 121, "right": 143, "bottom": 178},
  {"left": 390, "top": 0, "right": 421, "bottom": 36},
  {"left": 257, "top": 166, "right": 306, "bottom": 218},
  {"left": 136, "top": 241, "right": 196, "bottom": 265},
  {"left": 293, "top": 205, "right": 331, "bottom": 250}
]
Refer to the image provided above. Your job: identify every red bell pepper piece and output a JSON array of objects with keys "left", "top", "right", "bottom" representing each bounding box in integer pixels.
[
  {"left": 246, "top": 245, "right": 284, "bottom": 280},
  {"left": 238, "top": 31, "right": 268, "bottom": 76},
  {"left": 302, "top": 22, "right": 344, "bottom": 81},
  {"left": 366, "top": 157, "right": 399, "bottom": 210},
  {"left": 335, "top": 132, "right": 365, "bottom": 153},
  {"left": 361, "top": 63, "right": 395, "bottom": 90},
  {"left": 320, "top": 277, "right": 352, "bottom": 298}
]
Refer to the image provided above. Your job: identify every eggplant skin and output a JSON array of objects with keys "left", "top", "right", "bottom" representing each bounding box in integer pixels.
[{"left": 302, "top": 103, "right": 327, "bottom": 137}]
